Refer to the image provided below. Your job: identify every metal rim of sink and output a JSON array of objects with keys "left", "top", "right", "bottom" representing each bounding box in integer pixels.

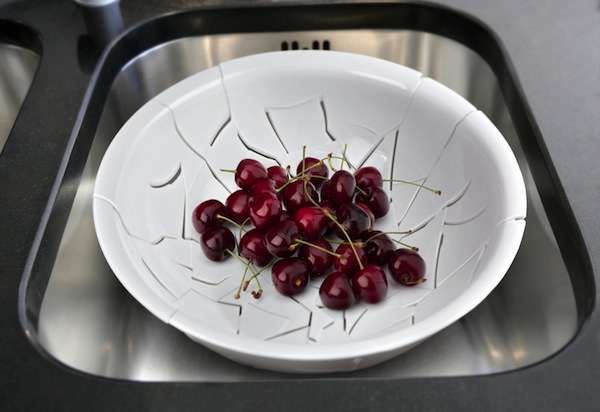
[{"left": 16, "top": 2, "right": 595, "bottom": 381}]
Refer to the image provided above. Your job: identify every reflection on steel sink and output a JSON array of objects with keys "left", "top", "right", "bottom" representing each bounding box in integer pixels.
[
  {"left": 0, "top": 24, "right": 39, "bottom": 154},
  {"left": 23, "top": 6, "right": 583, "bottom": 381}
]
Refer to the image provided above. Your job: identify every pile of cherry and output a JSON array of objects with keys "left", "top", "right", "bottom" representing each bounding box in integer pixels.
[{"left": 192, "top": 152, "right": 432, "bottom": 310}]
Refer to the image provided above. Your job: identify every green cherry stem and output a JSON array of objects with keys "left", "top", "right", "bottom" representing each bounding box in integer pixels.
[
  {"left": 383, "top": 178, "right": 442, "bottom": 195},
  {"left": 217, "top": 214, "right": 247, "bottom": 232},
  {"left": 226, "top": 250, "right": 263, "bottom": 297},
  {"left": 293, "top": 238, "right": 342, "bottom": 258},
  {"left": 220, "top": 168, "right": 236, "bottom": 173},
  {"left": 302, "top": 179, "right": 364, "bottom": 270}
]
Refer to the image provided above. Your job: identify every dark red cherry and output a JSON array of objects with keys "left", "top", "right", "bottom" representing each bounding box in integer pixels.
[
  {"left": 293, "top": 206, "right": 328, "bottom": 240},
  {"left": 334, "top": 243, "right": 367, "bottom": 275},
  {"left": 200, "top": 226, "right": 235, "bottom": 262},
  {"left": 267, "top": 165, "right": 288, "bottom": 189},
  {"left": 239, "top": 228, "right": 271, "bottom": 267},
  {"left": 271, "top": 258, "right": 310, "bottom": 296},
  {"left": 356, "top": 187, "right": 390, "bottom": 218},
  {"left": 355, "top": 166, "right": 383, "bottom": 194},
  {"left": 351, "top": 265, "right": 388, "bottom": 303},
  {"left": 235, "top": 159, "right": 267, "bottom": 190},
  {"left": 265, "top": 219, "right": 300, "bottom": 258},
  {"left": 355, "top": 202, "right": 375, "bottom": 230},
  {"left": 388, "top": 249, "right": 426, "bottom": 286},
  {"left": 225, "top": 190, "right": 250, "bottom": 224},
  {"left": 319, "top": 200, "right": 336, "bottom": 232},
  {"left": 249, "top": 191, "right": 282, "bottom": 229},
  {"left": 251, "top": 177, "right": 276, "bottom": 195},
  {"left": 328, "top": 170, "right": 355, "bottom": 204},
  {"left": 192, "top": 199, "right": 226, "bottom": 234},
  {"left": 299, "top": 239, "right": 334, "bottom": 277},
  {"left": 281, "top": 179, "right": 318, "bottom": 213},
  {"left": 319, "top": 271, "right": 356, "bottom": 309},
  {"left": 364, "top": 231, "right": 395, "bottom": 265},
  {"left": 296, "top": 157, "right": 328, "bottom": 188},
  {"left": 320, "top": 179, "right": 331, "bottom": 202},
  {"left": 278, "top": 210, "right": 291, "bottom": 222},
  {"left": 336, "top": 203, "right": 371, "bottom": 239}
]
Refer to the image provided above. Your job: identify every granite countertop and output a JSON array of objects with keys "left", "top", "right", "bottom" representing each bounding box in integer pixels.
[{"left": 0, "top": 0, "right": 598, "bottom": 410}]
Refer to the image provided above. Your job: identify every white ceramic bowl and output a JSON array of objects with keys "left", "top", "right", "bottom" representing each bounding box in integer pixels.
[{"left": 93, "top": 51, "right": 526, "bottom": 373}]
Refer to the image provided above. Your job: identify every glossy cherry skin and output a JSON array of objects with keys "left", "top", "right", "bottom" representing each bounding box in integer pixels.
[
  {"left": 293, "top": 206, "right": 328, "bottom": 240},
  {"left": 200, "top": 226, "right": 236, "bottom": 262},
  {"left": 265, "top": 219, "right": 300, "bottom": 258},
  {"left": 235, "top": 159, "right": 267, "bottom": 190},
  {"left": 328, "top": 170, "right": 356, "bottom": 204},
  {"left": 319, "top": 271, "right": 356, "bottom": 309},
  {"left": 355, "top": 202, "right": 375, "bottom": 230},
  {"left": 192, "top": 199, "right": 226, "bottom": 234},
  {"left": 249, "top": 191, "right": 282, "bottom": 229},
  {"left": 388, "top": 249, "right": 426, "bottom": 286},
  {"left": 351, "top": 265, "right": 388, "bottom": 303},
  {"left": 334, "top": 243, "right": 367, "bottom": 275},
  {"left": 271, "top": 258, "right": 310, "bottom": 296},
  {"left": 225, "top": 190, "right": 250, "bottom": 224},
  {"left": 319, "top": 200, "right": 336, "bottom": 233},
  {"left": 336, "top": 203, "right": 372, "bottom": 239},
  {"left": 364, "top": 231, "right": 395, "bottom": 265},
  {"left": 251, "top": 177, "right": 276, "bottom": 195},
  {"left": 320, "top": 179, "right": 331, "bottom": 202},
  {"left": 299, "top": 238, "right": 334, "bottom": 277},
  {"left": 281, "top": 179, "right": 318, "bottom": 213},
  {"left": 239, "top": 228, "right": 271, "bottom": 267},
  {"left": 356, "top": 187, "right": 390, "bottom": 219},
  {"left": 355, "top": 166, "right": 383, "bottom": 194},
  {"left": 296, "top": 157, "right": 328, "bottom": 188},
  {"left": 267, "top": 165, "right": 288, "bottom": 189}
]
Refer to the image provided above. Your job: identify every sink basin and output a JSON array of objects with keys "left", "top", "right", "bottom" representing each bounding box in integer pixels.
[
  {"left": 21, "top": 4, "right": 589, "bottom": 381},
  {"left": 0, "top": 21, "right": 39, "bottom": 154}
]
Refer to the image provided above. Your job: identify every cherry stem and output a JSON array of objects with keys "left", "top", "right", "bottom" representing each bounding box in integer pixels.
[
  {"left": 302, "top": 179, "right": 364, "bottom": 270},
  {"left": 226, "top": 249, "right": 263, "bottom": 295},
  {"left": 389, "top": 237, "right": 419, "bottom": 251},
  {"left": 220, "top": 168, "right": 236, "bottom": 174},
  {"left": 341, "top": 144, "right": 348, "bottom": 170},
  {"left": 293, "top": 238, "right": 341, "bottom": 258},
  {"left": 217, "top": 214, "right": 247, "bottom": 232},
  {"left": 244, "top": 260, "right": 275, "bottom": 289},
  {"left": 364, "top": 230, "right": 413, "bottom": 243},
  {"left": 239, "top": 217, "right": 249, "bottom": 240},
  {"left": 301, "top": 145, "right": 307, "bottom": 178},
  {"left": 235, "top": 263, "right": 249, "bottom": 299},
  {"left": 383, "top": 178, "right": 442, "bottom": 195},
  {"left": 355, "top": 185, "right": 367, "bottom": 196}
]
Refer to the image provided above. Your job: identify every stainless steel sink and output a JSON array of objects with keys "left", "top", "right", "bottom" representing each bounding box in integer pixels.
[
  {"left": 32, "top": 28, "right": 579, "bottom": 381},
  {"left": 0, "top": 42, "right": 39, "bottom": 154}
]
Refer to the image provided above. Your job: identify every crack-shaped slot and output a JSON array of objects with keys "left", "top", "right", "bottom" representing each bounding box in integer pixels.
[
  {"left": 173, "top": 260, "right": 193, "bottom": 272},
  {"left": 434, "top": 233, "right": 444, "bottom": 289},
  {"left": 149, "top": 163, "right": 181, "bottom": 188},
  {"left": 191, "top": 276, "right": 230, "bottom": 286},
  {"left": 265, "top": 325, "right": 310, "bottom": 341},
  {"left": 210, "top": 116, "right": 231, "bottom": 146},
  {"left": 141, "top": 257, "right": 177, "bottom": 299},
  {"left": 181, "top": 174, "right": 187, "bottom": 238},
  {"left": 444, "top": 206, "right": 487, "bottom": 226},
  {"left": 237, "top": 132, "right": 283, "bottom": 166},
  {"left": 217, "top": 300, "right": 242, "bottom": 335},
  {"left": 319, "top": 99, "right": 337, "bottom": 142},
  {"left": 389, "top": 129, "right": 399, "bottom": 193},
  {"left": 348, "top": 308, "right": 368, "bottom": 335},
  {"left": 159, "top": 101, "right": 232, "bottom": 194},
  {"left": 264, "top": 110, "right": 290, "bottom": 154},
  {"left": 94, "top": 194, "right": 177, "bottom": 245}
]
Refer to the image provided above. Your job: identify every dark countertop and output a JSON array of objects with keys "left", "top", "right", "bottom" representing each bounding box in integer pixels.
[{"left": 0, "top": 0, "right": 598, "bottom": 410}]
